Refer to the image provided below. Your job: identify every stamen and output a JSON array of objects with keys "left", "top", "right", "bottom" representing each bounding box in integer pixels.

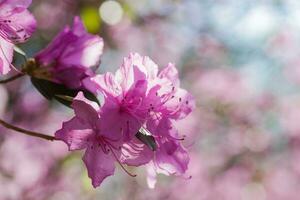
[
  {"left": 16, "top": 28, "right": 24, "bottom": 33},
  {"left": 107, "top": 145, "right": 137, "bottom": 177},
  {"left": 103, "top": 138, "right": 120, "bottom": 150},
  {"left": 181, "top": 175, "right": 192, "bottom": 180},
  {"left": 99, "top": 143, "right": 107, "bottom": 153},
  {"left": 173, "top": 137, "right": 185, "bottom": 141},
  {"left": 171, "top": 134, "right": 186, "bottom": 141}
]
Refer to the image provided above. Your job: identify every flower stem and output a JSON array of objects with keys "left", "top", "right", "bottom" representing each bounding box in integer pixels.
[
  {"left": 0, "top": 118, "right": 57, "bottom": 141},
  {"left": 0, "top": 73, "right": 25, "bottom": 84}
]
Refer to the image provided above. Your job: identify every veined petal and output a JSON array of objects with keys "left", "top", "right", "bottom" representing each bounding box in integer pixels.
[
  {"left": 83, "top": 144, "right": 115, "bottom": 188},
  {"left": 0, "top": 37, "right": 13, "bottom": 75},
  {"left": 0, "top": 9, "right": 36, "bottom": 43},
  {"left": 117, "top": 53, "right": 157, "bottom": 92},
  {"left": 165, "top": 88, "right": 195, "bottom": 120},
  {"left": 55, "top": 117, "right": 94, "bottom": 151},
  {"left": 146, "top": 116, "right": 174, "bottom": 138},
  {"left": 141, "top": 55, "right": 159, "bottom": 80},
  {"left": 117, "top": 53, "right": 138, "bottom": 91},
  {"left": 83, "top": 73, "right": 121, "bottom": 97},
  {"left": 120, "top": 137, "right": 153, "bottom": 166},
  {"left": 155, "top": 141, "right": 189, "bottom": 176},
  {"left": 158, "top": 63, "right": 179, "bottom": 87}
]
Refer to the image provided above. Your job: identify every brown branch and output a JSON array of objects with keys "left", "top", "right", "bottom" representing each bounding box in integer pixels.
[
  {"left": 0, "top": 118, "right": 57, "bottom": 141},
  {"left": 0, "top": 73, "right": 24, "bottom": 84}
]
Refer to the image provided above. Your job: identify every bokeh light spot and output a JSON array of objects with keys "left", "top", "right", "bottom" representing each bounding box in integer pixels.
[
  {"left": 99, "top": 0, "right": 123, "bottom": 26},
  {"left": 81, "top": 6, "right": 101, "bottom": 33}
]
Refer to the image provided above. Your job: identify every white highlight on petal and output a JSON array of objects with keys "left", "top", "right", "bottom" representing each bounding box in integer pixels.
[{"left": 99, "top": 0, "right": 123, "bottom": 26}]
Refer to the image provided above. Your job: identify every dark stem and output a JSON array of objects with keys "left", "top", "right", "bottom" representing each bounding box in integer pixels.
[
  {"left": 0, "top": 118, "right": 57, "bottom": 141},
  {"left": 0, "top": 73, "right": 25, "bottom": 84}
]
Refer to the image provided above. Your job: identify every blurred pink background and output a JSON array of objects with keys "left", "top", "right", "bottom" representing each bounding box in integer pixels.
[{"left": 2, "top": 0, "right": 300, "bottom": 199}]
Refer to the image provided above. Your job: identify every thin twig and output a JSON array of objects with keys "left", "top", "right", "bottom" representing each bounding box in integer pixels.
[
  {"left": 0, "top": 118, "right": 57, "bottom": 141},
  {"left": 0, "top": 73, "right": 24, "bottom": 84}
]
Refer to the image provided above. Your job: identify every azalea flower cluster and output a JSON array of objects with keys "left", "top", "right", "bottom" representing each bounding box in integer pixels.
[{"left": 0, "top": 0, "right": 194, "bottom": 188}]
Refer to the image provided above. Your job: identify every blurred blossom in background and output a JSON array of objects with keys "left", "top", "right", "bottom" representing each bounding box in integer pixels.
[{"left": 2, "top": 0, "right": 300, "bottom": 199}]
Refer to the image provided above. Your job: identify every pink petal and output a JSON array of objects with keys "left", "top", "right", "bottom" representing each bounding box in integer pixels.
[
  {"left": 36, "top": 18, "right": 103, "bottom": 68},
  {"left": 0, "top": 9, "right": 36, "bottom": 43},
  {"left": 55, "top": 67, "right": 93, "bottom": 89},
  {"left": 60, "top": 33, "right": 103, "bottom": 69},
  {"left": 0, "top": 0, "right": 32, "bottom": 9},
  {"left": 120, "top": 137, "right": 153, "bottom": 166},
  {"left": 35, "top": 27, "right": 73, "bottom": 65},
  {"left": 0, "top": 37, "right": 13, "bottom": 75},
  {"left": 126, "top": 53, "right": 158, "bottom": 80},
  {"left": 155, "top": 141, "right": 189, "bottom": 176},
  {"left": 146, "top": 116, "right": 174, "bottom": 138},
  {"left": 159, "top": 63, "right": 179, "bottom": 87},
  {"left": 55, "top": 117, "right": 93, "bottom": 151},
  {"left": 117, "top": 53, "right": 148, "bottom": 92},
  {"left": 117, "top": 53, "right": 157, "bottom": 92},
  {"left": 83, "top": 144, "right": 115, "bottom": 188},
  {"left": 72, "top": 92, "right": 100, "bottom": 127},
  {"left": 71, "top": 16, "right": 86, "bottom": 35},
  {"left": 50, "top": 17, "right": 103, "bottom": 69},
  {"left": 141, "top": 55, "right": 159, "bottom": 80},
  {"left": 100, "top": 100, "right": 141, "bottom": 141},
  {"left": 83, "top": 73, "right": 121, "bottom": 97},
  {"left": 34, "top": 17, "right": 102, "bottom": 88},
  {"left": 123, "top": 80, "right": 148, "bottom": 115},
  {"left": 146, "top": 163, "right": 157, "bottom": 189},
  {"left": 165, "top": 88, "right": 195, "bottom": 120}
]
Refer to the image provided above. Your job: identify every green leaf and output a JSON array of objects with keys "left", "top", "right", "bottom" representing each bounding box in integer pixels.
[
  {"left": 136, "top": 127, "right": 157, "bottom": 151},
  {"left": 31, "top": 77, "right": 99, "bottom": 107}
]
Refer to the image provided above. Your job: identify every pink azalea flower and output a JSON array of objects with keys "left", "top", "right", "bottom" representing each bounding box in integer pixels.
[
  {"left": 34, "top": 16, "right": 103, "bottom": 89},
  {"left": 116, "top": 54, "right": 194, "bottom": 179},
  {"left": 83, "top": 54, "right": 153, "bottom": 141},
  {"left": 84, "top": 53, "right": 195, "bottom": 186},
  {"left": 55, "top": 92, "right": 152, "bottom": 187},
  {"left": 0, "top": 0, "right": 36, "bottom": 75}
]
